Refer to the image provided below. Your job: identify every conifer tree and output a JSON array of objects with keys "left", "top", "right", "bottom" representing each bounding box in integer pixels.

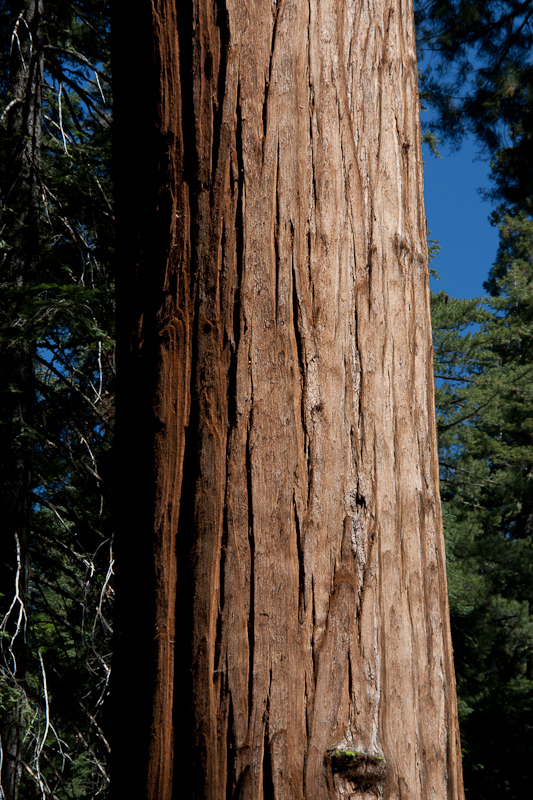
[
  {"left": 415, "top": 5, "right": 533, "bottom": 795},
  {"left": 415, "top": 0, "right": 533, "bottom": 212},
  {"left": 0, "top": 2, "right": 114, "bottom": 796},
  {"left": 431, "top": 213, "right": 533, "bottom": 798}
]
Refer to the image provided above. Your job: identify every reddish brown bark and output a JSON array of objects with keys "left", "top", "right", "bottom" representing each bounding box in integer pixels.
[{"left": 111, "top": 1, "right": 464, "bottom": 799}]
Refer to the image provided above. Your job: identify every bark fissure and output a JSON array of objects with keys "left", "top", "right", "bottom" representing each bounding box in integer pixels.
[
  {"left": 274, "top": 136, "right": 281, "bottom": 323},
  {"left": 211, "top": 0, "right": 231, "bottom": 190},
  {"left": 294, "top": 492, "right": 306, "bottom": 623},
  {"left": 291, "top": 260, "right": 306, "bottom": 435},
  {"left": 262, "top": 672, "right": 275, "bottom": 800},
  {"left": 245, "top": 415, "right": 256, "bottom": 727},
  {"left": 234, "top": 83, "right": 245, "bottom": 348}
]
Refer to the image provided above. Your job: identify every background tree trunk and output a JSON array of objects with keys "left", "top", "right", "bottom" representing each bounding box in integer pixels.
[
  {"left": 111, "top": 1, "right": 464, "bottom": 798},
  {"left": 0, "top": 3, "right": 43, "bottom": 798}
]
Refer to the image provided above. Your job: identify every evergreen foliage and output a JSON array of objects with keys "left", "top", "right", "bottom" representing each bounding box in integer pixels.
[
  {"left": 0, "top": 2, "right": 113, "bottom": 797},
  {"left": 417, "top": 3, "right": 533, "bottom": 795},
  {"left": 432, "top": 213, "right": 533, "bottom": 798},
  {"left": 415, "top": 0, "right": 533, "bottom": 211}
]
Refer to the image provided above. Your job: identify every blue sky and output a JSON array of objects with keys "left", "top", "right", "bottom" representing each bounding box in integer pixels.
[{"left": 422, "top": 138, "right": 500, "bottom": 299}]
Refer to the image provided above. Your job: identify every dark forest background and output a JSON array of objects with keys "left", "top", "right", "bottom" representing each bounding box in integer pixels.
[{"left": 0, "top": 1, "right": 531, "bottom": 797}]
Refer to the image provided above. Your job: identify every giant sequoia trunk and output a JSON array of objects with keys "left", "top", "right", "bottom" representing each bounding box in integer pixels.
[{"left": 111, "top": 1, "right": 464, "bottom": 798}]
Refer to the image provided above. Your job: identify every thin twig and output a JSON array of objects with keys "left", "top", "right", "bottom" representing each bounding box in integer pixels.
[
  {"left": 0, "top": 533, "right": 28, "bottom": 679},
  {"left": 34, "top": 652, "right": 50, "bottom": 799},
  {"left": 0, "top": 98, "right": 22, "bottom": 124},
  {"left": 57, "top": 82, "right": 69, "bottom": 155}
]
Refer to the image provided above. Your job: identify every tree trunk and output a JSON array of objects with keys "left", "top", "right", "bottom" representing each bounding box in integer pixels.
[
  {"left": 111, "top": 1, "right": 464, "bottom": 799},
  {"left": 0, "top": 3, "right": 43, "bottom": 798}
]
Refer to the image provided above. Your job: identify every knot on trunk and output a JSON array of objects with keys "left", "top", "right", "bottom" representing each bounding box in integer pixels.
[{"left": 325, "top": 747, "right": 387, "bottom": 792}]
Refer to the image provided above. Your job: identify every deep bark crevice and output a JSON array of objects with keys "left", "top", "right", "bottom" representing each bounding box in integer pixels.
[
  {"left": 225, "top": 695, "right": 237, "bottom": 800},
  {"left": 245, "top": 416, "right": 255, "bottom": 723},
  {"left": 172, "top": 414, "right": 198, "bottom": 798},
  {"left": 294, "top": 492, "right": 306, "bottom": 623},
  {"left": 274, "top": 137, "right": 281, "bottom": 322},
  {"left": 176, "top": 1, "right": 197, "bottom": 199},
  {"left": 234, "top": 85, "right": 245, "bottom": 342},
  {"left": 211, "top": 0, "right": 231, "bottom": 191},
  {"left": 262, "top": 671, "right": 275, "bottom": 800}
]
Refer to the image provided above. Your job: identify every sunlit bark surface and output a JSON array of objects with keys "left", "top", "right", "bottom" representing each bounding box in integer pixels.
[{"left": 111, "top": 1, "right": 464, "bottom": 799}]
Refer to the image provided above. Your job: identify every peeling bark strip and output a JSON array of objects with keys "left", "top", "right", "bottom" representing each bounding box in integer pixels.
[{"left": 111, "top": 1, "right": 464, "bottom": 799}]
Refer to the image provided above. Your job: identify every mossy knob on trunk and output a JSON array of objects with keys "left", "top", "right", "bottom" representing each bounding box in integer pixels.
[{"left": 326, "top": 746, "right": 387, "bottom": 789}]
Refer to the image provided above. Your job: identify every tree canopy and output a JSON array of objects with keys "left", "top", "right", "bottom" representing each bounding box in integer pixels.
[
  {"left": 416, "top": 0, "right": 533, "bottom": 211},
  {"left": 417, "top": 1, "right": 533, "bottom": 796},
  {"left": 431, "top": 215, "right": 533, "bottom": 797}
]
